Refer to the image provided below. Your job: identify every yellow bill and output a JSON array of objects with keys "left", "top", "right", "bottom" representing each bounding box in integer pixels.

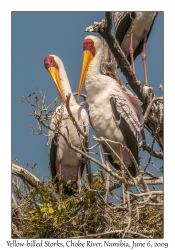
[
  {"left": 78, "top": 50, "right": 93, "bottom": 100},
  {"left": 48, "top": 67, "right": 66, "bottom": 103}
]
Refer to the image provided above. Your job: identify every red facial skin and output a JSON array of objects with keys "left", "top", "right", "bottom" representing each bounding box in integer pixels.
[
  {"left": 83, "top": 39, "right": 96, "bottom": 56},
  {"left": 44, "top": 56, "right": 58, "bottom": 70}
]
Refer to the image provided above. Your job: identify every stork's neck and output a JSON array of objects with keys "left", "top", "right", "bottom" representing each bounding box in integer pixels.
[
  {"left": 85, "top": 44, "right": 105, "bottom": 95},
  {"left": 87, "top": 46, "right": 103, "bottom": 77},
  {"left": 59, "top": 63, "right": 77, "bottom": 106}
]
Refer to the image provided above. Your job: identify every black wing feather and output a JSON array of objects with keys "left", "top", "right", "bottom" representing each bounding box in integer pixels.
[
  {"left": 110, "top": 97, "right": 139, "bottom": 176},
  {"left": 115, "top": 12, "right": 136, "bottom": 45}
]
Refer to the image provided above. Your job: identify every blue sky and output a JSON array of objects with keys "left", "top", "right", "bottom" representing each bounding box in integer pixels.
[{"left": 12, "top": 12, "right": 163, "bottom": 179}]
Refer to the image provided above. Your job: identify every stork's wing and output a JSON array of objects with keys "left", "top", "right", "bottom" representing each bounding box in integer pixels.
[
  {"left": 110, "top": 97, "right": 139, "bottom": 166},
  {"left": 114, "top": 12, "right": 136, "bottom": 45},
  {"left": 47, "top": 110, "right": 58, "bottom": 181},
  {"left": 131, "top": 12, "right": 158, "bottom": 61},
  {"left": 125, "top": 90, "right": 144, "bottom": 127},
  {"left": 109, "top": 84, "right": 143, "bottom": 166}
]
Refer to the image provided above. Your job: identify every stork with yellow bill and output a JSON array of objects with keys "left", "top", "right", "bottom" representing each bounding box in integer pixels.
[
  {"left": 44, "top": 55, "right": 89, "bottom": 195},
  {"left": 78, "top": 35, "right": 144, "bottom": 180}
]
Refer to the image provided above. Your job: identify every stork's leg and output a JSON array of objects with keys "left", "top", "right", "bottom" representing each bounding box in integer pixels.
[
  {"left": 119, "top": 146, "right": 125, "bottom": 203},
  {"left": 142, "top": 30, "right": 148, "bottom": 86},
  {"left": 129, "top": 29, "right": 135, "bottom": 73},
  {"left": 58, "top": 161, "right": 63, "bottom": 194},
  {"left": 77, "top": 161, "right": 82, "bottom": 193},
  {"left": 102, "top": 146, "right": 110, "bottom": 202}
]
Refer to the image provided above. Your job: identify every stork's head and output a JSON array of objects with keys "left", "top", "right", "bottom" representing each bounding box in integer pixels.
[
  {"left": 78, "top": 35, "right": 102, "bottom": 100},
  {"left": 44, "top": 55, "right": 66, "bottom": 103}
]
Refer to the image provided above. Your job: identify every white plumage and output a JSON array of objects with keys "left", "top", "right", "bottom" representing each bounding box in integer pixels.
[
  {"left": 78, "top": 35, "right": 144, "bottom": 176},
  {"left": 44, "top": 55, "right": 89, "bottom": 195}
]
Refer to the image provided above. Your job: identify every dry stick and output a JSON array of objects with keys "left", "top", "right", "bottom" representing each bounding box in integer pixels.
[
  {"left": 139, "top": 140, "right": 163, "bottom": 159},
  {"left": 12, "top": 197, "right": 32, "bottom": 212},
  {"left": 12, "top": 164, "right": 40, "bottom": 187},
  {"left": 98, "top": 145, "right": 110, "bottom": 201},
  {"left": 131, "top": 190, "right": 163, "bottom": 198},
  {"left": 142, "top": 170, "right": 159, "bottom": 179},
  {"left": 143, "top": 176, "right": 163, "bottom": 185},
  {"left": 88, "top": 143, "right": 100, "bottom": 150},
  {"left": 73, "top": 92, "right": 87, "bottom": 100},
  {"left": 12, "top": 194, "right": 23, "bottom": 228},
  {"left": 144, "top": 137, "right": 157, "bottom": 171},
  {"left": 159, "top": 84, "right": 164, "bottom": 92},
  {"left": 145, "top": 202, "right": 163, "bottom": 206},
  {"left": 72, "top": 229, "right": 150, "bottom": 239},
  {"left": 99, "top": 145, "right": 105, "bottom": 165},
  {"left": 122, "top": 192, "right": 131, "bottom": 238}
]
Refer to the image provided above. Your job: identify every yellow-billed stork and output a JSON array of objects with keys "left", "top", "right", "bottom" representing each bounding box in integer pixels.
[
  {"left": 114, "top": 11, "right": 157, "bottom": 85},
  {"left": 44, "top": 55, "right": 89, "bottom": 195},
  {"left": 78, "top": 35, "right": 144, "bottom": 178}
]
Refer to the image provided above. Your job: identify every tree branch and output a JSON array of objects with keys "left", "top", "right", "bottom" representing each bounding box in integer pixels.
[
  {"left": 12, "top": 164, "right": 40, "bottom": 187},
  {"left": 139, "top": 140, "right": 163, "bottom": 159}
]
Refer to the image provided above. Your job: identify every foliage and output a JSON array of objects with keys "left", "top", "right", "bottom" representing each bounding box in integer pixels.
[{"left": 12, "top": 168, "right": 163, "bottom": 238}]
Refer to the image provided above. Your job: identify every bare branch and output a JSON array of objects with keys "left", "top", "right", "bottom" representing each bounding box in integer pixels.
[
  {"left": 139, "top": 140, "right": 163, "bottom": 159},
  {"left": 12, "top": 164, "right": 40, "bottom": 187},
  {"left": 159, "top": 84, "right": 164, "bottom": 92}
]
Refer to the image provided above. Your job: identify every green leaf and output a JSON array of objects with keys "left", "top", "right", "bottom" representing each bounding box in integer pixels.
[
  {"left": 41, "top": 207, "right": 48, "bottom": 213},
  {"left": 72, "top": 219, "right": 77, "bottom": 226},
  {"left": 93, "top": 215, "right": 98, "bottom": 223},
  {"left": 34, "top": 229, "right": 40, "bottom": 238},
  {"left": 66, "top": 180, "right": 72, "bottom": 185},
  {"left": 113, "top": 160, "right": 120, "bottom": 164},
  {"left": 53, "top": 218, "right": 58, "bottom": 227},
  {"left": 48, "top": 207, "right": 54, "bottom": 214}
]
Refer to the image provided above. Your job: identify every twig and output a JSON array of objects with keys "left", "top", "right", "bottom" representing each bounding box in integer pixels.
[
  {"left": 130, "top": 191, "right": 163, "bottom": 198},
  {"left": 122, "top": 192, "right": 131, "bottom": 238},
  {"left": 12, "top": 194, "right": 23, "bottom": 228},
  {"left": 73, "top": 92, "right": 87, "bottom": 100},
  {"left": 159, "top": 84, "right": 164, "bottom": 92},
  {"left": 139, "top": 140, "right": 163, "bottom": 159}
]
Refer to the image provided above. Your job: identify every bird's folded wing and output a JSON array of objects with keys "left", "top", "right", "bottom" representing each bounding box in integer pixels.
[{"left": 110, "top": 96, "right": 139, "bottom": 165}]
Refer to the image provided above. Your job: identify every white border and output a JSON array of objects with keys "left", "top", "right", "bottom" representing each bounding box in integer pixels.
[{"left": 0, "top": 1, "right": 173, "bottom": 248}]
